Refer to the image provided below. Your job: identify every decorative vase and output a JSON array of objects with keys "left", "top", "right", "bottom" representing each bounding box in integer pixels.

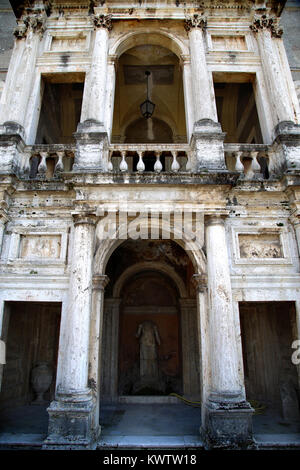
[{"left": 31, "top": 362, "right": 53, "bottom": 405}]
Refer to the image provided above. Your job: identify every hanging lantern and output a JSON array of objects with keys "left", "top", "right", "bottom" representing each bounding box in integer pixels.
[{"left": 140, "top": 71, "right": 155, "bottom": 119}]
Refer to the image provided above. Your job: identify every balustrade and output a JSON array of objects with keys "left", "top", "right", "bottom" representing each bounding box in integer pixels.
[
  {"left": 108, "top": 144, "right": 190, "bottom": 174},
  {"left": 22, "top": 144, "right": 75, "bottom": 178},
  {"left": 224, "top": 144, "right": 270, "bottom": 180}
]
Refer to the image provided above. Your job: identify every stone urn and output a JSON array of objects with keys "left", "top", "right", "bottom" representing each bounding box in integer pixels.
[{"left": 31, "top": 362, "right": 53, "bottom": 405}]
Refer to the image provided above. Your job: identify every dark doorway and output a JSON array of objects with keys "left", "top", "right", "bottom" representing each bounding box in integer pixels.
[{"left": 0, "top": 302, "right": 61, "bottom": 435}]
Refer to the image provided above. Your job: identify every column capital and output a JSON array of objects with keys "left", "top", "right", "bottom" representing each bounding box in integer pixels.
[
  {"left": 250, "top": 13, "right": 283, "bottom": 38},
  {"left": 93, "top": 14, "right": 113, "bottom": 31},
  {"left": 72, "top": 213, "right": 98, "bottom": 227},
  {"left": 191, "top": 273, "right": 207, "bottom": 293},
  {"left": 184, "top": 14, "right": 207, "bottom": 32},
  {"left": 205, "top": 214, "right": 228, "bottom": 227},
  {"left": 92, "top": 274, "right": 110, "bottom": 291},
  {"left": 14, "top": 12, "right": 46, "bottom": 39}
]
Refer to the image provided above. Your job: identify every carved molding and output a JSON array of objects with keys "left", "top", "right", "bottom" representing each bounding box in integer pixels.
[
  {"left": 250, "top": 14, "right": 283, "bottom": 38},
  {"left": 191, "top": 273, "right": 207, "bottom": 293},
  {"left": 14, "top": 13, "right": 46, "bottom": 39},
  {"left": 93, "top": 14, "right": 113, "bottom": 31},
  {"left": 184, "top": 14, "right": 207, "bottom": 32}
]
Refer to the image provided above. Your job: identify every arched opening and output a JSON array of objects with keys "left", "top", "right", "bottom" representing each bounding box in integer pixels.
[
  {"left": 111, "top": 43, "right": 187, "bottom": 144},
  {"left": 98, "top": 239, "right": 202, "bottom": 440}
]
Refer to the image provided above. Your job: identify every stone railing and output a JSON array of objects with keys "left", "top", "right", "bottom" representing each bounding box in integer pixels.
[
  {"left": 108, "top": 144, "right": 191, "bottom": 173},
  {"left": 224, "top": 143, "right": 270, "bottom": 179},
  {"left": 21, "top": 144, "right": 75, "bottom": 178}
]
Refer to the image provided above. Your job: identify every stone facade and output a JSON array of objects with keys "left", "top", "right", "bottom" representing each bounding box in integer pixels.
[{"left": 0, "top": 0, "right": 299, "bottom": 450}]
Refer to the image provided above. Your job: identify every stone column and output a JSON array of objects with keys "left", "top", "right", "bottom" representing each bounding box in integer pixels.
[
  {"left": 184, "top": 15, "right": 226, "bottom": 172},
  {"left": 251, "top": 13, "right": 296, "bottom": 127},
  {"left": 89, "top": 274, "right": 109, "bottom": 437},
  {"left": 184, "top": 15, "right": 218, "bottom": 124},
  {"left": 203, "top": 215, "right": 253, "bottom": 449},
  {"left": 45, "top": 214, "right": 97, "bottom": 450},
  {"left": 0, "top": 13, "right": 44, "bottom": 137},
  {"left": 74, "top": 13, "right": 112, "bottom": 172}
]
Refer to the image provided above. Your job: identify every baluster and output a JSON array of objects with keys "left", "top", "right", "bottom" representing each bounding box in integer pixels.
[
  {"left": 38, "top": 152, "right": 47, "bottom": 174},
  {"left": 250, "top": 151, "right": 262, "bottom": 179},
  {"left": 136, "top": 151, "right": 145, "bottom": 173},
  {"left": 107, "top": 151, "right": 113, "bottom": 172},
  {"left": 23, "top": 151, "right": 31, "bottom": 175},
  {"left": 171, "top": 151, "right": 180, "bottom": 173},
  {"left": 154, "top": 151, "right": 163, "bottom": 173},
  {"left": 185, "top": 152, "right": 191, "bottom": 172},
  {"left": 234, "top": 151, "right": 244, "bottom": 173},
  {"left": 119, "top": 151, "right": 128, "bottom": 172},
  {"left": 54, "top": 151, "right": 64, "bottom": 173}
]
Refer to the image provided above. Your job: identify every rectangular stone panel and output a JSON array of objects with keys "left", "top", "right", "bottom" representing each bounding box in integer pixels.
[
  {"left": 238, "top": 233, "right": 283, "bottom": 259},
  {"left": 211, "top": 35, "right": 247, "bottom": 51},
  {"left": 19, "top": 234, "right": 61, "bottom": 259}
]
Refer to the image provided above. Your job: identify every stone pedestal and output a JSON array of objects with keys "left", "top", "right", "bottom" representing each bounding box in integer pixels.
[
  {"left": 191, "top": 119, "right": 226, "bottom": 172},
  {"left": 44, "top": 214, "right": 97, "bottom": 449},
  {"left": 201, "top": 216, "right": 254, "bottom": 449},
  {"left": 0, "top": 122, "right": 25, "bottom": 175},
  {"left": 73, "top": 120, "right": 109, "bottom": 172},
  {"left": 274, "top": 121, "right": 300, "bottom": 172}
]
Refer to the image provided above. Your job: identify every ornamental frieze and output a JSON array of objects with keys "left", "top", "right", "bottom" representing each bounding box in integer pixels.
[{"left": 250, "top": 14, "right": 283, "bottom": 38}]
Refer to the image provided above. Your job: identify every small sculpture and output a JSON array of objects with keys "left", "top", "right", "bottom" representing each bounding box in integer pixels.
[
  {"left": 31, "top": 362, "right": 53, "bottom": 405},
  {"left": 134, "top": 320, "right": 164, "bottom": 393}
]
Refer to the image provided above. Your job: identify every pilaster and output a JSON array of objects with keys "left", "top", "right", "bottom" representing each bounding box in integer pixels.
[{"left": 89, "top": 274, "right": 109, "bottom": 438}]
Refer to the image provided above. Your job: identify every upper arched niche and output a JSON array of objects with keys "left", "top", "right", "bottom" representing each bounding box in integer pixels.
[
  {"left": 109, "top": 30, "right": 188, "bottom": 60},
  {"left": 111, "top": 41, "right": 187, "bottom": 144}
]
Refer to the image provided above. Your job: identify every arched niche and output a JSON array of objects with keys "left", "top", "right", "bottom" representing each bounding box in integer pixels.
[
  {"left": 99, "top": 239, "right": 202, "bottom": 403},
  {"left": 111, "top": 42, "right": 187, "bottom": 144}
]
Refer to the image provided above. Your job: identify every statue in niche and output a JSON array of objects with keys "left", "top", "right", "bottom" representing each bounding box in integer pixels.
[
  {"left": 134, "top": 320, "right": 165, "bottom": 394},
  {"left": 136, "top": 320, "right": 160, "bottom": 380}
]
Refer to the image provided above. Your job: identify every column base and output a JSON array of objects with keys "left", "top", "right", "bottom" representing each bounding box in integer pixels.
[
  {"left": 43, "top": 390, "right": 99, "bottom": 450},
  {"left": 201, "top": 397, "right": 256, "bottom": 449}
]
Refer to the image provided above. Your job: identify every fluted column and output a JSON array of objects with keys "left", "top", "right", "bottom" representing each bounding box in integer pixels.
[
  {"left": 206, "top": 216, "right": 241, "bottom": 400},
  {"left": 60, "top": 214, "right": 96, "bottom": 394},
  {"left": 184, "top": 15, "right": 225, "bottom": 172},
  {"left": 251, "top": 13, "right": 295, "bottom": 126},
  {"left": 45, "top": 214, "right": 97, "bottom": 449},
  {"left": 203, "top": 215, "right": 253, "bottom": 448},
  {"left": 184, "top": 15, "right": 218, "bottom": 124},
  {"left": 89, "top": 274, "right": 109, "bottom": 436},
  {"left": 0, "top": 13, "right": 45, "bottom": 135},
  {"left": 80, "top": 14, "right": 112, "bottom": 128},
  {"left": 73, "top": 14, "right": 112, "bottom": 172}
]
